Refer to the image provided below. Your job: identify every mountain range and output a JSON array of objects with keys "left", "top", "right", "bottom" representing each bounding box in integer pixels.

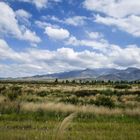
[
  {"left": 1, "top": 67, "right": 140, "bottom": 81},
  {"left": 19, "top": 67, "right": 140, "bottom": 81}
]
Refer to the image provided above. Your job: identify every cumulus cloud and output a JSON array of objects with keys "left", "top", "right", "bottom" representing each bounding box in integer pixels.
[
  {"left": 108, "top": 45, "right": 140, "bottom": 67},
  {"left": 42, "top": 15, "right": 88, "bottom": 26},
  {"left": 35, "top": 20, "right": 70, "bottom": 40},
  {"left": 0, "top": 38, "right": 140, "bottom": 77},
  {"left": 87, "top": 31, "right": 104, "bottom": 39},
  {"left": 16, "top": 9, "right": 31, "bottom": 19},
  {"left": 83, "top": 0, "right": 140, "bottom": 18},
  {"left": 16, "top": 9, "right": 32, "bottom": 25},
  {"left": 22, "top": 29, "right": 41, "bottom": 44},
  {"left": 0, "top": 2, "right": 41, "bottom": 44},
  {"left": 35, "top": 20, "right": 52, "bottom": 29},
  {"left": 66, "top": 35, "right": 108, "bottom": 51},
  {"left": 83, "top": 0, "right": 140, "bottom": 37},
  {"left": 0, "top": 2, "right": 22, "bottom": 38},
  {"left": 45, "top": 26, "right": 70, "bottom": 40},
  {"left": 95, "top": 14, "right": 140, "bottom": 37},
  {"left": 0, "top": 39, "right": 29, "bottom": 62},
  {"left": 16, "top": 0, "right": 62, "bottom": 9},
  {"left": 0, "top": 39, "right": 14, "bottom": 60},
  {"left": 64, "top": 16, "right": 86, "bottom": 26},
  {"left": 16, "top": 0, "right": 48, "bottom": 9}
]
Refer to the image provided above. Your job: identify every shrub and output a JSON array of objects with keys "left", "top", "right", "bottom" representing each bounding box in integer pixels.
[
  {"left": 60, "top": 95, "right": 78, "bottom": 105},
  {"left": 114, "top": 84, "right": 132, "bottom": 89},
  {"left": 26, "top": 89, "right": 35, "bottom": 95},
  {"left": 26, "top": 97, "right": 40, "bottom": 102},
  {"left": 87, "top": 98, "right": 95, "bottom": 105},
  {"left": 0, "top": 85, "right": 7, "bottom": 95},
  {"left": 6, "top": 86, "right": 22, "bottom": 101},
  {"left": 136, "top": 95, "right": 140, "bottom": 102},
  {"left": 75, "top": 90, "right": 98, "bottom": 97},
  {"left": 100, "top": 89, "right": 114, "bottom": 96},
  {"left": 36, "top": 91, "right": 48, "bottom": 97},
  {"left": 95, "top": 95, "right": 115, "bottom": 108}
]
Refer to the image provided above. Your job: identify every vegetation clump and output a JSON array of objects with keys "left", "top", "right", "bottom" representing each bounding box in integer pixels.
[
  {"left": 114, "top": 84, "right": 132, "bottom": 89},
  {"left": 6, "top": 86, "right": 22, "bottom": 101},
  {"left": 95, "top": 95, "right": 115, "bottom": 108},
  {"left": 74, "top": 90, "right": 97, "bottom": 97},
  {"left": 36, "top": 90, "right": 48, "bottom": 97}
]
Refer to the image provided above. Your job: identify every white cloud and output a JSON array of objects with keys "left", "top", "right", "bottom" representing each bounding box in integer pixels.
[
  {"left": 83, "top": 0, "right": 140, "bottom": 37},
  {"left": 17, "top": 0, "right": 62, "bottom": 9},
  {"left": 95, "top": 14, "right": 140, "bottom": 37},
  {"left": 17, "top": 0, "right": 48, "bottom": 9},
  {"left": 83, "top": 0, "right": 140, "bottom": 18},
  {"left": 0, "top": 39, "right": 14, "bottom": 60},
  {"left": 35, "top": 20, "right": 51, "bottom": 29},
  {"left": 16, "top": 9, "right": 32, "bottom": 25},
  {"left": 22, "top": 29, "right": 41, "bottom": 43},
  {"left": 0, "top": 38, "right": 140, "bottom": 77},
  {"left": 0, "top": 39, "right": 29, "bottom": 62},
  {"left": 108, "top": 45, "right": 140, "bottom": 67},
  {"left": 32, "top": 0, "right": 48, "bottom": 8},
  {"left": 66, "top": 35, "right": 140, "bottom": 67},
  {"left": 64, "top": 16, "right": 86, "bottom": 26},
  {"left": 43, "top": 15, "right": 87, "bottom": 26},
  {"left": 35, "top": 21, "right": 70, "bottom": 41},
  {"left": 45, "top": 26, "right": 70, "bottom": 40},
  {"left": 16, "top": 9, "right": 31, "bottom": 19},
  {"left": 0, "top": 2, "right": 41, "bottom": 44},
  {"left": 87, "top": 31, "right": 104, "bottom": 39},
  {"left": 0, "top": 2, "right": 22, "bottom": 38},
  {"left": 66, "top": 36, "right": 108, "bottom": 51}
]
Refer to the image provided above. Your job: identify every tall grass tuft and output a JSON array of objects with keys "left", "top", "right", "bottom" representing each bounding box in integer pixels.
[{"left": 53, "top": 112, "right": 77, "bottom": 140}]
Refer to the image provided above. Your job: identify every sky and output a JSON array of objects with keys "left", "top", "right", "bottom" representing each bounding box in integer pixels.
[{"left": 0, "top": 0, "right": 140, "bottom": 77}]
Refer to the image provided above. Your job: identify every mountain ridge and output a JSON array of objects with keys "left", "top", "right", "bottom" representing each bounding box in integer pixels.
[
  {"left": 1, "top": 67, "right": 140, "bottom": 81},
  {"left": 23, "top": 67, "right": 140, "bottom": 81}
]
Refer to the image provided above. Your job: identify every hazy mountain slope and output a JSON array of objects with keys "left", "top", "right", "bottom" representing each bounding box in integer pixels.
[
  {"left": 1, "top": 67, "right": 140, "bottom": 81},
  {"left": 29, "top": 67, "right": 140, "bottom": 81}
]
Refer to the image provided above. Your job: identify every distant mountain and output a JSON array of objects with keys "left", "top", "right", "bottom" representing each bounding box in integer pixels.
[
  {"left": 96, "top": 67, "right": 140, "bottom": 81},
  {"left": 1, "top": 67, "right": 140, "bottom": 81},
  {"left": 27, "top": 67, "right": 140, "bottom": 81}
]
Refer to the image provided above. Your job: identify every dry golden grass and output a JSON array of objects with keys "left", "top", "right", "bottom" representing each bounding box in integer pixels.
[
  {"left": 21, "top": 84, "right": 114, "bottom": 93},
  {"left": 0, "top": 96, "right": 6, "bottom": 103},
  {"left": 121, "top": 95, "right": 138, "bottom": 102},
  {"left": 21, "top": 101, "right": 140, "bottom": 116}
]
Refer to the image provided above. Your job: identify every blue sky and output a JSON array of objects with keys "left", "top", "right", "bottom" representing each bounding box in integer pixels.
[{"left": 0, "top": 0, "right": 140, "bottom": 77}]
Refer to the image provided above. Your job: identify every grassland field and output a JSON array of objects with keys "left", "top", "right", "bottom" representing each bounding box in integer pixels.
[{"left": 0, "top": 81, "right": 140, "bottom": 140}]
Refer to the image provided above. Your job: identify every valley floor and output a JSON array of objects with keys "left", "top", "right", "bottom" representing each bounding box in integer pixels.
[{"left": 0, "top": 82, "right": 140, "bottom": 140}]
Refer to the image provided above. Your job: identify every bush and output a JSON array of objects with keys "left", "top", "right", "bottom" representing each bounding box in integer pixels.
[
  {"left": 26, "top": 97, "right": 40, "bottom": 102},
  {"left": 60, "top": 95, "right": 79, "bottom": 104},
  {"left": 6, "top": 86, "right": 22, "bottom": 101},
  {"left": 0, "top": 85, "right": 6, "bottom": 95},
  {"left": 95, "top": 95, "right": 115, "bottom": 108},
  {"left": 75, "top": 90, "right": 98, "bottom": 97},
  {"left": 36, "top": 91, "right": 48, "bottom": 97},
  {"left": 26, "top": 89, "right": 35, "bottom": 95},
  {"left": 87, "top": 98, "right": 95, "bottom": 105},
  {"left": 100, "top": 89, "right": 114, "bottom": 96},
  {"left": 114, "top": 84, "right": 132, "bottom": 89}
]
